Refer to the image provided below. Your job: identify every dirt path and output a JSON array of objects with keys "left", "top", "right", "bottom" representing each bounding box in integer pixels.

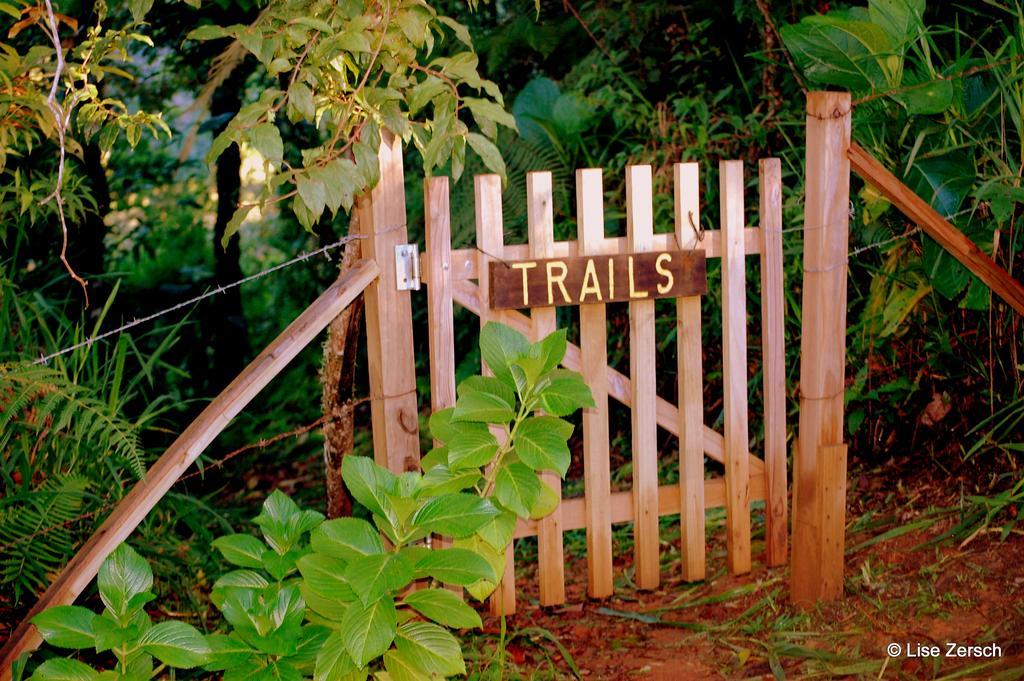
[{"left": 473, "top": 462, "right": 1024, "bottom": 680}]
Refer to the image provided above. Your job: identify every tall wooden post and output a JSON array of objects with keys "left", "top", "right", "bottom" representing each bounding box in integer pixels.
[
  {"left": 792, "top": 91, "right": 851, "bottom": 604},
  {"left": 356, "top": 130, "right": 421, "bottom": 474}
]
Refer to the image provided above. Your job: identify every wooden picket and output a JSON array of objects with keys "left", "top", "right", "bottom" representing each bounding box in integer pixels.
[{"left": 422, "top": 160, "right": 786, "bottom": 606}]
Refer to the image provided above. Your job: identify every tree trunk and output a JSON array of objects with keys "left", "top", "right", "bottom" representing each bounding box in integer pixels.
[
  {"left": 208, "top": 63, "right": 251, "bottom": 390},
  {"left": 321, "top": 226, "right": 364, "bottom": 519}
]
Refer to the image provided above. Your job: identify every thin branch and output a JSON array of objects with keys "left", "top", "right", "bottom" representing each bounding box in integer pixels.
[{"left": 39, "top": 0, "right": 89, "bottom": 306}]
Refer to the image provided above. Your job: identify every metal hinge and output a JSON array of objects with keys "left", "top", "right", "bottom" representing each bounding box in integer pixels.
[{"left": 394, "top": 244, "right": 421, "bottom": 291}]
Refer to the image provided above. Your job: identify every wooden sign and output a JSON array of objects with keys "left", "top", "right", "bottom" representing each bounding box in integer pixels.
[{"left": 488, "top": 250, "right": 707, "bottom": 310}]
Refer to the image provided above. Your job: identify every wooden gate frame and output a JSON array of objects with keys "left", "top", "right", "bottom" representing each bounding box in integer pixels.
[{"left": 420, "top": 158, "right": 789, "bottom": 615}]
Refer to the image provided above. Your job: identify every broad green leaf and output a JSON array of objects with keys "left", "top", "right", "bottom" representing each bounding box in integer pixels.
[
  {"left": 419, "top": 464, "right": 481, "bottom": 496},
  {"left": 203, "top": 634, "right": 254, "bottom": 672},
  {"left": 292, "top": 625, "right": 331, "bottom": 668},
  {"left": 314, "top": 630, "right": 363, "bottom": 681},
  {"left": 383, "top": 649, "right": 430, "bottom": 681},
  {"left": 90, "top": 615, "right": 134, "bottom": 653},
  {"left": 98, "top": 544, "right": 152, "bottom": 620},
  {"left": 457, "top": 375, "right": 516, "bottom": 407},
  {"left": 299, "top": 582, "right": 350, "bottom": 624},
  {"left": 343, "top": 553, "right": 414, "bottom": 606},
  {"left": 410, "top": 494, "right": 499, "bottom": 538},
  {"left": 297, "top": 174, "right": 327, "bottom": 220},
  {"left": 427, "top": 408, "right": 457, "bottom": 443},
  {"left": 402, "top": 589, "right": 482, "bottom": 629},
  {"left": 32, "top": 606, "right": 95, "bottom": 649},
  {"left": 894, "top": 79, "right": 953, "bottom": 115},
  {"left": 530, "top": 478, "right": 560, "bottom": 520},
  {"left": 467, "top": 132, "right": 506, "bottom": 179},
  {"left": 514, "top": 415, "right": 573, "bottom": 476},
  {"left": 254, "top": 490, "right": 324, "bottom": 554},
  {"left": 780, "top": 15, "right": 894, "bottom": 91},
  {"left": 297, "top": 554, "right": 357, "bottom": 602},
  {"left": 538, "top": 370, "right": 595, "bottom": 416},
  {"left": 127, "top": 0, "right": 154, "bottom": 22},
  {"left": 530, "top": 329, "right": 567, "bottom": 374},
  {"left": 212, "top": 534, "right": 267, "bottom": 569},
  {"left": 139, "top": 621, "right": 210, "bottom": 668},
  {"left": 287, "top": 81, "right": 316, "bottom": 122},
  {"left": 341, "top": 456, "right": 398, "bottom": 521},
  {"left": 412, "top": 548, "right": 496, "bottom": 586},
  {"left": 451, "top": 390, "right": 515, "bottom": 423},
  {"left": 509, "top": 356, "right": 547, "bottom": 394},
  {"left": 311, "top": 517, "right": 384, "bottom": 561},
  {"left": 250, "top": 123, "right": 283, "bottom": 164},
  {"left": 419, "top": 446, "right": 448, "bottom": 472},
  {"left": 479, "top": 322, "right": 530, "bottom": 389},
  {"left": 340, "top": 596, "right": 397, "bottom": 668},
  {"left": 463, "top": 97, "right": 517, "bottom": 133},
  {"left": 494, "top": 463, "right": 541, "bottom": 518},
  {"left": 447, "top": 429, "right": 499, "bottom": 470},
  {"left": 261, "top": 548, "right": 302, "bottom": 581},
  {"left": 212, "top": 569, "right": 269, "bottom": 593},
  {"left": 222, "top": 204, "right": 254, "bottom": 246},
  {"left": 437, "top": 16, "right": 473, "bottom": 48},
  {"left": 395, "top": 622, "right": 465, "bottom": 677},
  {"left": 475, "top": 509, "right": 517, "bottom": 551},
  {"left": 28, "top": 658, "right": 97, "bottom": 681},
  {"left": 869, "top": 0, "right": 924, "bottom": 46}
]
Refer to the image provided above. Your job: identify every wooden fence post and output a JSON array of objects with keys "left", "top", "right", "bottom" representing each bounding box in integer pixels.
[
  {"left": 356, "top": 130, "right": 421, "bottom": 474},
  {"left": 792, "top": 91, "right": 851, "bottom": 604}
]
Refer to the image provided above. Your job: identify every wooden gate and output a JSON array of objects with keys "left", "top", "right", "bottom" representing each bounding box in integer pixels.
[{"left": 418, "top": 159, "right": 788, "bottom": 614}]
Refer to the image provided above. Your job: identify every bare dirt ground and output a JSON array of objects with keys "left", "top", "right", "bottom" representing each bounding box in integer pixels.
[{"left": 474, "top": 459, "right": 1024, "bottom": 680}]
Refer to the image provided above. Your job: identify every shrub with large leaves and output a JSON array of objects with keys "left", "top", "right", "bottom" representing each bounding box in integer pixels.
[
  {"left": 27, "top": 544, "right": 209, "bottom": 681},
  {"left": 210, "top": 322, "right": 593, "bottom": 679}
]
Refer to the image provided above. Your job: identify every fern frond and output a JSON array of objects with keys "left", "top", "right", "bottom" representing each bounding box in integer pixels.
[{"left": 0, "top": 475, "right": 89, "bottom": 604}]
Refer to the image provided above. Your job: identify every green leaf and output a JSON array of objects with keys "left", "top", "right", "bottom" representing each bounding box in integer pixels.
[
  {"left": 479, "top": 322, "right": 530, "bottom": 389},
  {"left": 514, "top": 416, "right": 573, "bottom": 476},
  {"left": 250, "top": 123, "right": 283, "bottom": 164},
  {"left": 98, "top": 544, "right": 152, "bottom": 620},
  {"left": 287, "top": 81, "right": 316, "bottom": 122},
  {"left": 869, "top": 0, "right": 924, "bottom": 46},
  {"left": 32, "top": 606, "right": 95, "bottom": 649},
  {"left": 780, "top": 15, "right": 895, "bottom": 91},
  {"left": 340, "top": 596, "right": 397, "bottom": 668},
  {"left": 437, "top": 16, "right": 473, "bottom": 48},
  {"left": 412, "top": 548, "right": 496, "bottom": 586},
  {"left": 893, "top": 79, "right": 953, "bottom": 115},
  {"left": 410, "top": 494, "right": 499, "bottom": 538},
  {"left": 317, "top": 158, "right": 361, "bottom": 214},
  {"left": 466, "top": 132, "right": 506, "bottom": 179},
  {"left": 494, "top": 463, "right": 541, "bottom": 518},
  {"left": 451, "top": 390, "right": 515, "bottom": 423},
  {"left": 203, "top": 634, "right": 254, "bottom": 672},
  {"left": 212, "top": 534, "right": 267, "bottom": 569},
  {"left": 463, "top": 97, "right": 517, "bottom": 133},
  {"left": 127, "top": 0, "right": 154, "bottom": 22},
  {"left": 138, "top": 621, "right": 210, "bottom": 668},
  {"left": 212, "top": 569, "right": 269, "bottom": 593},
  {"left": 297, "top": 554, "right": 357, "bottom": 602},
  {"left": 90, "top": 615, "right": 133, "bottom": 653},
  {"left": 531, "top": 478, "right": 560, "bottom": 519},
  {"left": 476, "top": 509, "right": 517, "bottom": 551},
  {"left": 530, "top": 329, "right": 567, "bottom": 374},
  {"left": 402, "top": 589, "right": 482, "bottom": 629},
  {"left": 341, "top": 456, "right": 398, "bottom": 521},
  {"left": 458, "top": 375, "right": 517, "bottom": 406},
  {"left": 28, "top": 659, "right": 97, "bottom": 681},
  {"left": 395, "top": 622, "right": 465, "bottom": 677},
  {"left": 311, "top": 517, "right": 384, "bottom": 561},
  {"left": 509, "top": 356, "right": 547, "bottom": 394},
  {"left": 419, "top": 446, "right": 448, "bottom": 472},
  {"left": 447, "top": 429, "right": 499, "bottom": 470},
  {"left": 314, "top": 630, "right": 362, "bottom": 681},
  {"left": 419, "top": 464, "right": 481, "bottom": 496},
  {"left": 538, "top": 370, "right": 595, "bottom": 416},
  {"left": 253, "top": 490, "right": 324, "bottom": 554},
  {"left": 297, "top": 173, "right": 327, "bottom": 221},
  {"left": 0, "top": 3, "right": 22, "bottom": 19},
  {"left": 343, "top": 553, "right": 414, "bottom": 606},
  {"left": 221, "top": 204, "right": 254, "bottom": 247},
  {"left": 383, "top": 649, "right": 430, "bottom": 681}
]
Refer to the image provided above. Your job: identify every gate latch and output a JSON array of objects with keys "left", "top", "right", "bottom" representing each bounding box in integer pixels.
[{"left": 395, "top": 244, "right": 421, "bottom": 291}]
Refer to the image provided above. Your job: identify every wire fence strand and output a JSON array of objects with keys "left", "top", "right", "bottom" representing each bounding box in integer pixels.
[{"left": 33, "top": 236, "right": 362, "bottom": 366}]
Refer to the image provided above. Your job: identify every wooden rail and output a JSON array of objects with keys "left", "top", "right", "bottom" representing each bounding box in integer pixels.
[
  {"left": 848, "top": 143, "right": 1024, "bottom": 316},
  {"left": 0, "top": 260, "right": 380, "bottom": 680}
]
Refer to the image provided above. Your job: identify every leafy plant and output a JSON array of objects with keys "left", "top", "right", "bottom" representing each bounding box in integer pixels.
[
  {"left": 26, "top": 544, "right": 210, "bottom": 681},
  {"left": 203, "top": 321, "right": 593, "bottom": 679}
]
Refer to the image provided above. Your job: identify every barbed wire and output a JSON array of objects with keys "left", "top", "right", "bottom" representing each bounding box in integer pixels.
[{"left": 33, "top": 236, "right": 362, "bottom": 366}]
